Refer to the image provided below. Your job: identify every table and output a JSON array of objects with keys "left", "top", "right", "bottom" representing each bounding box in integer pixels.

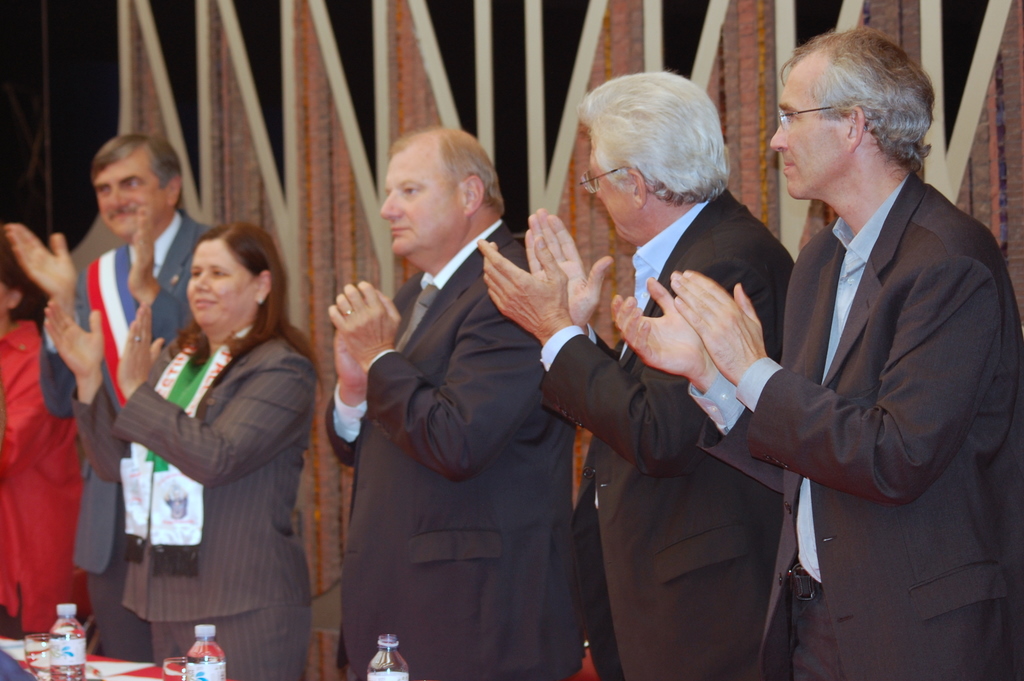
[{"left": 1, "top": 636, "right": 163, "bottom": 679}]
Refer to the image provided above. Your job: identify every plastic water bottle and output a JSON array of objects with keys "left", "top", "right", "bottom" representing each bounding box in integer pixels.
[
  {"left": 49, "top": 603, "right": 86, "bottom": 681},
  {"left": 186, "top": 624, "right": 226, "bottom": 681},
  {"left": 367, "top": 634, "right": 409, "bottom": 681}
]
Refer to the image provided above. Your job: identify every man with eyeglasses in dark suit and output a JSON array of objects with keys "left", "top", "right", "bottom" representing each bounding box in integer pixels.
[{"left": 480, "top": 72, "right": 794, "bottom": 681}]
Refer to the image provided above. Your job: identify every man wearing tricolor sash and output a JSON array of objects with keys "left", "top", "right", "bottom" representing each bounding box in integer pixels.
[{"left": 4, "top": 134, "right": 207, "bottom": 661}]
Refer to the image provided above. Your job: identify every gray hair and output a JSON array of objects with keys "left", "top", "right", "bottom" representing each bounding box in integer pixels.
[
  {"left": 91, "top": 133, "right": 182, "bottom": 188},
  {"left": 578, "top": 71, "right": 729, "bottom": 205},
  {"left": 785, "top": 27, "right": 933, "bottom": 173}
]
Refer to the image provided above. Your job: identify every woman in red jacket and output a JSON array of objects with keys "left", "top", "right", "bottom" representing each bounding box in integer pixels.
[{"left": 0, "top": 231, "right": 81, "bottom": 636}]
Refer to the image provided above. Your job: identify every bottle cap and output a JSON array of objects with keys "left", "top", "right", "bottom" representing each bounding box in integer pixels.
[
  {"left": 195, "top": 624, "right": 216, "bottom": 638},
  {"left": 377, "top": 634, "right": 399, "bottom": 648},
  {"left": 56, "top": 603, "right": 77, "bottom": 617}
]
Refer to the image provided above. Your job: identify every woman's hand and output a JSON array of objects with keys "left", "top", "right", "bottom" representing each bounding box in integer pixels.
[
  {"left": 45, "top": 301, "right": 105, "bottom": 404},
  {"left": 118, "top": 303, "right": 165, "bottom": 401}
]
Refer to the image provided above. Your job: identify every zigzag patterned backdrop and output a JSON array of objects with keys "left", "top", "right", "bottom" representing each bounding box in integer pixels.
[{"left": 115, "top": 0, "right": 1024, "bottom": 677}]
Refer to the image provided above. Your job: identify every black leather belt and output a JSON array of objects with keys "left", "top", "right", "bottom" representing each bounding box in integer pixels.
[{"left": 788, "top": 563, "right": 819, "bottom": 601}]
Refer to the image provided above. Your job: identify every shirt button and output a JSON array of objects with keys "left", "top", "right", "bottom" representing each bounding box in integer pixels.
[{"left": 582, "top": 466, "right": 596, "bottom": 479}]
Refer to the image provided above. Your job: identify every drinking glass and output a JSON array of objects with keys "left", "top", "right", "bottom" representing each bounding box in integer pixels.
[
  {"left": 162, "top": 656, "right": 188, "bottom": 681},
  {"left": 23, "top": 633, "right": 50, "bottom": 680}
]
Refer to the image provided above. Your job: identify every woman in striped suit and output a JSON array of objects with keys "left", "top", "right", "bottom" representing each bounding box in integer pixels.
[{"left": 49, "top": 223, "right": 315, "bottom": 681}]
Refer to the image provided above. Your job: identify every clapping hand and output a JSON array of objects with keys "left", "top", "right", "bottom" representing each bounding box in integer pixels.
[
  {"left": 328, "top": 298, "right": 370, "bottom": 406},
  {"left": 329, "top": 282, "right": 401, "bottom": 373},
  {"left": 127, "top": 207, "right": 162, "bottom": 306},
  {"left": 527, "top": 209, "right": 612, "bottom": 328},
  {"left": 4, "top": 223, "right": 77, "bottom": 317},
  {"left": 479, "top": 235, "right": 573, "bottom": 344},
  {"left": 45, "top": 302, "right": 105, "bottom": 404},
  {"left": 118, "top": 303, "right": 165, "bottom": 401},
  {"left": 668, "top": 271, "right": 766, "bottom": 386},
  {"left": 612, "top": 277, "right": 719, "bottom": 392}
]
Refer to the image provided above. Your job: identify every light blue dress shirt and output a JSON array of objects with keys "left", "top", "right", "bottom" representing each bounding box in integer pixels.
[{"left": 693, "top": 178, "right": 905, "bottom": 582}]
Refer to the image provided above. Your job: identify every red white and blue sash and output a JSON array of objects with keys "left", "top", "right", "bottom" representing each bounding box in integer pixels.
[{"left": 86, "top": 245, "right": 137, "bottom": 405}]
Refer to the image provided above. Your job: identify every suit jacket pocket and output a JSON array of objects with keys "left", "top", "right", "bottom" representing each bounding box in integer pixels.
[
  {"left": 653, "top": 523, "right": 749, "bottom": 584},
  {"left": 408, "top": 529, "right": 502, "bottom": 563},
  {"left": 909, "top": 561, "right": 1007, "bottom": 620}
]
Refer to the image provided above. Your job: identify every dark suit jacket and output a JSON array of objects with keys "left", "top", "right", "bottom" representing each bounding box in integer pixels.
[
  {"left": 38, "top": 213, "right": 207, "bottom": 574},
  {"left": 327, "top": 224, "right": 583, "bottom": 681},
  {"left": 705, "top": 174, "right": 1024, "bottom": 681},
  {"left": 73, "top": 338, "right": 314, "bottom": 621},
  {"left": 543, "top": 190, "right": 793, "bottom": 681}
]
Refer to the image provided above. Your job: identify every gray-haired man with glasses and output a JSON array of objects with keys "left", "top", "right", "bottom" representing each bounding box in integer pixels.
[
  {"left": 614, "top": 28, "right": 1024, "bottom": 681},
  {"left": 777, "top": 106, "right": 835, "bottom": 129},
  {"left": 579, "top": 167, "right": 627, "bottom": 192},
  {"left": 478, "top": 71, "right": 793, "bottom": 681}
]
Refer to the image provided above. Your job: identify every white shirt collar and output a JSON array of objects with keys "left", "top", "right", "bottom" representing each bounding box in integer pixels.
[
  {"left": 632, "top": 202, "right": 708, "bottom": 305},
  {"left": 422, "top": 219, "right": 503, "bottom": 290}
]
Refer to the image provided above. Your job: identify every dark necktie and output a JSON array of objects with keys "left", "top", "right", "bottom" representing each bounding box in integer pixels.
[{"left": 396, "top": 284, "right": 439, "bottom": 351}]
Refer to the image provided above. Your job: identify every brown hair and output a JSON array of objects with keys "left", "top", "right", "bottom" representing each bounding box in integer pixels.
[
  {"left": 0, "top": 231, "right": 47, "bottom": 327},
  {"left": 175, "top": 223, "right": 315, "bottom": 366}
]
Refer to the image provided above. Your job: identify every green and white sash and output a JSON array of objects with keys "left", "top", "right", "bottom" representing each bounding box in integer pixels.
[{"left": 121, "top": 345, "right": 232, "bottom": 575}]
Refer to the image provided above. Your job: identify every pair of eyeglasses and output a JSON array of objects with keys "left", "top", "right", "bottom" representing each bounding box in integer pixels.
[
  {"left": 777, "top": 106, "right": 835, "bottom": 130},
  {"left": 579, "top": 167, "right": 627, "bottom": 194}
]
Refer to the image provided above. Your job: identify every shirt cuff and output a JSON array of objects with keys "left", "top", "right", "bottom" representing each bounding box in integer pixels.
[
  {"left": 541, "top": 325, "right": 587, "bottom": 370},
  {"left": 736, "top": 357, "right": 783, "bottom": 412},
  {"left": 333, "top": 385, "right": 367, "bottom": 442},
  {"left": 369, "top": 348, "right": 395, "bottom": 368},
  {"left": 689, "top": 370, "right": 745, "bottom": 434}
]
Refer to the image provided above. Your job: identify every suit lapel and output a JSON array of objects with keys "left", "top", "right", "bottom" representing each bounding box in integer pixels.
[
  {"left": 398, "top": 222, "right": 511, "bottom": 353},
  {"left": 620, "top": 194, "right": 730, "bottom": 369},
  {"left": 800, "top": 245, "right": 843, "bottom": 383},
  {"left": 821, "top": 260, "right": 874, "bottom": 387},
  {"left": 159, "top": 212, "right": 200, "bottom": 288},
  {"left": 821, "top": 176, "right": 926, "bottom": 386},
  {"left": 647, "top": 192, "right": 728, "bottom": 315}
]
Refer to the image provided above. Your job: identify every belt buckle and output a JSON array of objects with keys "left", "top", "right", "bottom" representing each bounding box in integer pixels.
[{"left": 788, "top": 564, "right": 817, "bottom": 601}]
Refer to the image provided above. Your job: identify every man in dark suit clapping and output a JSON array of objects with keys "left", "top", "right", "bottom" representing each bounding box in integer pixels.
[
  {"left": 326, "top": 127, "right": 582, "bottom": 681},
  {"left": 616, "top": 28, "right": 1024, "bottom": 681},
  {"left": 480, "top": 72, "right": 793, "bottom": 681}
]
